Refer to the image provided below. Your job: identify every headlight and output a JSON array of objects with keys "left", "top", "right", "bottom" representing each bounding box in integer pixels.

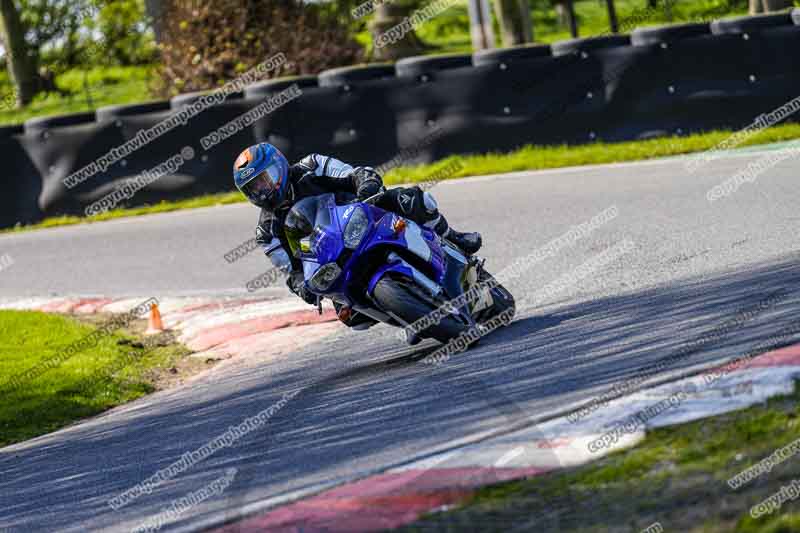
[
  {"left": 308, "top": 263, "right": 342, "bottom": 292},
  {"left": 343, "top": 207, "right": 369, "bottom": 249}
]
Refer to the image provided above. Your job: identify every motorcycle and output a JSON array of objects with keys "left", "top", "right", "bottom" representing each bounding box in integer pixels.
[{"left": 283, "top": 190, "right": 515, "bottom": 345}]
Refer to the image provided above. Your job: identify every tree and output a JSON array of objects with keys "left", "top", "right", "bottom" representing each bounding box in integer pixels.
[
  {"left": 369, "top": 3, "right": 428, "bottom": 60},
  {"left": 92, "top": 0, "right": 156, "bottom": 65},
  {"left": 0, "top": 0, "right": 38, "bottom": 106},
  {"left": 0, "top": 0, "right": 99, "bottom": 107},
  {"left": 493, "top": 0, "right": 533, "bottom": 46},
  {"left": 144, "top": 0, "right": 164, "bottom": 42},
  {"left": 467, "top": 0, "right": 495, "bottom": 50},
  {"left": 21, "top": 0, "right": 87, "bottom": 68},
  {"left": 552, "top": 0, "right": 578, "bottom": 37},
  {"left": 157, "top": 0, "right": 363, "bottom": 95},
  {"left": 605, "top": 0, "right": 618, "bottom": 33}
]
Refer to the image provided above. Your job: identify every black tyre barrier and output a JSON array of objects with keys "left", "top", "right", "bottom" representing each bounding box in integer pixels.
[
  {"left": 317, "top": 64, "right": 395, "bottom": 87},
  {"left": 552, "top": 35, "right": 631, "bottom": 56},
  {"left": 711, "top": 13, "right": 793, "bottom": 35},
  {"left": 792, "top": 8, "right": 800, "bottom": 25},
  {"left": 244, "top": 76, "right": 318, "bottom": 99},
  {"left": 631, "top": 22, "right": 711, "bottom": 46},
  {"left": 472, "top": 44, "right": 552, "bottom": 67},
  {"left": 395, "top": 53, "right": 474, "bottom": 80},
  {"left": 24, "top": 112, "right": 96, "bottom": 135},
  {"left": 753, "top": 24, "right": 800, "bottom": 78},
  {"left": 285, "top": 77, "right": 406, "bottom": 164},
  {"left": 21, "top": 119, "right": 126, "bottom": 214},
  {"left": 0, "top": 124, "right": 23, "bottom": 139},
  {"left": 166, "top": 98, "right": 263, "bottom": 183},
  {"left": 0, "top": 136, "right": 41, "bottom": 228},
  {"left": 6, "top": 24, "right": 800, "bottom": 229},
  {"left": 96, "top": 101, "right": 172, "bottom": 122},
  {"left": 170, "top": 89, "right": 244, "bottom": 109}
]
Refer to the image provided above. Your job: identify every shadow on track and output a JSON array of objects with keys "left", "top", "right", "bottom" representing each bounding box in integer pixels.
[{"left": 4, "top": 255, "right": 800, "bottom": 532}]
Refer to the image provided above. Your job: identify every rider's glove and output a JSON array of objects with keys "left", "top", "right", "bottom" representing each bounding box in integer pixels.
[
  {"left": 287, "top": 271, "right": 317, "bottom": 305},
  {"left": 265, "top": 244, "right": 292, "bottom": 274},
  {"left": 351, "top": 167, "right": 383, "bottom": 200}
]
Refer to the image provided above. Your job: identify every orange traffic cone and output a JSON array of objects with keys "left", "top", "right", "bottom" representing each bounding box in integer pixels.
[{"left": 145, "top": 303, "right": 165, "bottom": 335}]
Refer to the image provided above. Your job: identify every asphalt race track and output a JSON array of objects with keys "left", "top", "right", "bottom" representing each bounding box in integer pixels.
[{"left": 2, "top": 149, "right": 800, "bottom": 532}]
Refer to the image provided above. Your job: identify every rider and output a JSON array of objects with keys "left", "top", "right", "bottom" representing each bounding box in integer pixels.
[{"left": 233, "top": 142, "right": 482, "bottom": 325}]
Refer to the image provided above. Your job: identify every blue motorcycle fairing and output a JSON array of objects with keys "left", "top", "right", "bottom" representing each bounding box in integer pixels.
[
  {"left": 358, "top": 213, "right": 447, "bottom": 284},
  {"left": 294, "top": 193, "right": 461, "bottom": 315},
  {"left": 367, "top": 259, "right": 414, "bottom": 295},
  {"left": 442, "top": 252, "right": 468, "bottom": 299}
]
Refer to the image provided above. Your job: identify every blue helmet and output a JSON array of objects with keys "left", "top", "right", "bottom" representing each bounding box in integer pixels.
[{"left": 233, "top": 143, "right": 290, "bottom": 209}]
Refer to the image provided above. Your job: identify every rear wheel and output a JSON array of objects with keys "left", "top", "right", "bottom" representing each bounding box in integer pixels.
[{"left": 372, "top": 277, "right": 470, "bottom": 344}]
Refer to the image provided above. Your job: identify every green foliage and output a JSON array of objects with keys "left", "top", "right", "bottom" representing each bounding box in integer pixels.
[
  {"left": 55, "top": 65, "right": 152, "bottom": 93},
  {"left": 0, "top": 66, "right": 154, "bottom": 125},
  {"left": 385, "top": 123, "right": 800, "bottom": 185},
  {"left": 18, "top": 0, "right": 86, "bottom": 49},
  {"left": 5, "top": 0, "right": 155, "bottom": 108},
  {"left": 548, "top": 0, "right": 749, "bottom": 42},
  {"left": 413, "top": 4, "right": 473, "bottom": 53},
  {"left": 0, "top": 310, "right": 191, "bottom": 446},
  {"left": 2, "top": 191, "right": 244, "bottom": 233},
  {"left": 401, "top": 383, "right": 800, "bottom": 532},
  {"left": 89, "top": 0, "right": 157, "bottom": 65},
  {"left": 404, "top": 0, "right": 751, "bottom": 55},
  {"left": 13, "top": 0, "right": 87, "bottom": 79}
]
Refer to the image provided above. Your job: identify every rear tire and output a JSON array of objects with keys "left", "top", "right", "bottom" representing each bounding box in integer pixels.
[{"left": 372, "top": 277, "right": 470, "bottom": 344}]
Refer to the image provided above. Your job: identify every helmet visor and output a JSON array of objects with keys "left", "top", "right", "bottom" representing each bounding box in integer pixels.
[{"left": 241, "top": 166, "right": 282, "bottom": 206}]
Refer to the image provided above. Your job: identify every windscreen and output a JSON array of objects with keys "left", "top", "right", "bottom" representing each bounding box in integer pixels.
[{"left": 284, "top": 194, "right": 333, "bottom": 257}]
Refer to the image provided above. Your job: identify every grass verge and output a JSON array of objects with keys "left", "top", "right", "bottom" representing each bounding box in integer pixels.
[
  {"left": 0, "top": 310, "right": 209, "bottom": 447},
  {"left": 4, "top": 191, "right": 245, "bottom": 234},
  {"left": 365, "top": 0, "right": 748, "bottom": 56},
  {"left": 398, "top": 382, "right": 800, "bottom": 533},
  {"left": 0, "top": 66, "right": 156, "bottom": 127},
  {"left": 388, "top": 122, "right": 800, "bottom": 185},
  {"left": 6, "top": 122, "right": 800, "bottom": 235}
]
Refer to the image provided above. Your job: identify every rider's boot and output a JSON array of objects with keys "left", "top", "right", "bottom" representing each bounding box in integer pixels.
[
  {"left": 412, "top": 191, "right": 482, "bottom": 256},
  {"left": 443, "top": 228, "right": 482, "bottom": 256},
  {"left": 431, "top": 215, "right": 482, "bottom": 255}
]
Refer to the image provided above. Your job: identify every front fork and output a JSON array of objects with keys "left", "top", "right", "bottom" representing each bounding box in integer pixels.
[{"left": 465, "top": 256, "right": 495, "bottom": 317}]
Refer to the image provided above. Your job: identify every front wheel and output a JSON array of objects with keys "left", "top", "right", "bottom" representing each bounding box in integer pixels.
[
  {"left": 372, "top": 277, "right": 470, "bottom": 344},
  {"left": 473, "top": 268, "right": 516, "bottom": 323}
]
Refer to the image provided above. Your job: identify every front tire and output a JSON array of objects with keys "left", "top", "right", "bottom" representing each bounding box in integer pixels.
[
  {"left": 372, "top": 277, "right": 470, "bottom": 344},
  {"left": 474, "top": 269, "right": 516, "bottom": 323}
]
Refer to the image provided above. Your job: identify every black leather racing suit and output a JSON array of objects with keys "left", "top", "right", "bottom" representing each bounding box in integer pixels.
[{"left": 255, "top": 154, "right": 458, "bottom": 283}]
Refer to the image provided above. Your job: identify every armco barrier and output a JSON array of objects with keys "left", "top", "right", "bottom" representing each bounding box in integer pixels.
[{"left": 4, "top": 12, "right": 800, "bottom": 228}]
